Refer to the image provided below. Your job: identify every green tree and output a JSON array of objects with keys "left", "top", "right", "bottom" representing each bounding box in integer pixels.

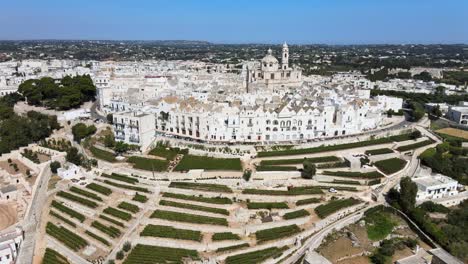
[
  {"left": 72, "top": 123, "right": 96, "bottom": 143},
  {"left": 50, "top": 161, "right": 61, "bottom": 173},
  {"left": 399, "top": 177, "right": 418, "bottom": 212},
  {"left": 106, "top": 113, "right": 113, "bottom": 124},
  {"left": 66, "top": 147, "right": 82, "bottom": 165},
  {"left": 114, "top": 141, "right": 129, "bottom": 154},
  {"left": 301, "top": 160, "right": 316, "bottom": 179},
  {"left": 104, "top": 134, "right": 115, "bottom": 148}
]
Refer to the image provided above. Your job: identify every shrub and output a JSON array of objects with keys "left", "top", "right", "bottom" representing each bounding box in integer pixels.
[
  {"left": 216, "top": 243, "right": 249, "bottom": 252},
  {"left": 99, "top": 214, "right": 125, "bottom": 227},
  {"left": 260, "top": 156, "right": 339, "bottom": 166},
  {"left": 50, "top": 161, "right": 61, "bottom": 173},
  {"left": 85, "top": 230, "right": 110, "bottom": 246},
  {"left": 103, "top": 180, "right": 149, "bottom": 193},
  {"left": 42, "top": 248, "right": 70, "bottom": 264},
  {"left": 116, "top": 250, "right": 124, "bottom": 260},
  {"left": 91, "top": 221, "right": 121, "bottom": 238},
  {"left": 225, "top": 247, "right": 285, "bottom": 264},
  {"left": 123, "top": 241, "right": 132, "bottom": 252},
  {"left": 49, "top": 210, "right": 76, "bottom": 227},
  {"left": 256, "top": 165, "right": 297, "bottom": 171},
  {"left": 243, "top": 186, "right": 322, "bottom": 196}
]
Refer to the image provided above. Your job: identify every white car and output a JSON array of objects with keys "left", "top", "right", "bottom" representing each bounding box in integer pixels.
[{"left": 329, "top": 188, "right": 337, "bottom": 193}]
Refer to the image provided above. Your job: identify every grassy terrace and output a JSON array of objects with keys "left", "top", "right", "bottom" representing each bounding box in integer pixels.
[
  {"left": 169, "top": 182, "right": 233, "bottom": 193},
  {"left": 151, "top": 209, "right": 228, "bottom": 226},
  {"left": 331, "top": 179, "right": 361, "bottom": 185},
  {"left": 283, "top": 209, "right": 310, "bottom": 220},
  {"left": 364, "top": 207, "right": 397, "bottom": 241},
  {"left": 149, "top": 145, "right": 187, "bottom": 160},
  {"left": 175, "top": 155, "right": 242, "bottom": 171},
  {"left": 118, "top": 201, "right": 140, "bottom": 213},
  {"left": 212, "top": 232, "right": 241, "bottom": 241},
  {"left": 46, "top": 222, "right": 88, "bottom": 251},
  {"left": 91, "top": 220, "right": 121, "bottom": 238},
  {"left": 256, "top": 225, "right": 301, "bottom": 243},
  {"left": 322, "top": 170, "right": 384, "bottom": 178},
  {"left": 162, "top": 192, "right": 232, "bottom": 204},
  {"left": 56, "top": 191, "right": 98, "bottom": 208},
  {"left": 389, "top": 132, "right": 421, "bottom": 142},
  {"left": 257, "top": 137, "right": 392, "bottom": 157},
  {"left": 396, "top": 139, "right": 434, "bottom": 152},
  {"left": 69, "top": 186, "right": 103, "bottom": 201},
  {"left": 42, "top": 248, "right": 70, "bottom": 264},
  {"left": 123, "top": 244, "right": 199, "bottom": 264},
  {"left": 225, "top": 247, "right": 286, "bottom": 264},
  {"left": 51, "top": 201, "right": 85, "bottom": 222},
  {"left": 50, "top": 210, "right": 76, "bottom": 227},
  {"left": 216, "top": 243, "right": 249, "bottom": 252},
  {"left": 256, "top": 165, "right": 297, "bottom": 171},
  {"left": 243, "top": 186, "right": 323, "bottom": 196},
  {"left": 101, "top": 173, "right": 138, "bottom": 184},
  {"left": 314, "top": 198, "right": 361, "bottom": 218},
  {"left": 365, "top": 148, "right": 394, "bottom": 155},
  {"left": 133, "top": 193, "right": 148, "bottom": 203},
  {"left": 374, "top": 158, "right": 407, "bottom": 175},
  {"left": 127, "top": 156, "right": 169, "bottom": 171},
  {"left": 296, "top": 197, "right": 321, "bottom": 206},
  {"left": 160, "top": 200, "right": 229, "bottom": 215},
  {"left": 89, "top": 146, "right": 116, "bottom": 162},
  {"left": 140, "top": 224, "right": 202, "bottom": 241},
  {"left": 315, "top": 185, "right": 358, "bottom": 192},
  {"left": 86, "top": 183, "right": 112, "bottom": 196},
  {"left": 85, "top": 230, "right": 110, "bottom": 246},
  {"left": 247, "top": 202, "right": 289, "bottom": 210},
  {"left": 99, "top": 214, "right": 125, "bottom": 227},
  {"left": 103, "top": 180, "right": 150, "bottom": 193},
  {"left": 103, "top": 207, "right": 132, "bottom": 221},
  {"left": 260, "top": 156, "right": 340, "bottom": 165}
]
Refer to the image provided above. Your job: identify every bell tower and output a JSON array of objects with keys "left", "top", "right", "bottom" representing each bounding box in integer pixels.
[{"left": 282, "top": 42, "right": 289, "bottom": 70}]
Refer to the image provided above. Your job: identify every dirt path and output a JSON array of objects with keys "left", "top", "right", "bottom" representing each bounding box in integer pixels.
[{"left": 0, "top": 203, "right": 17, "bottom": 230}]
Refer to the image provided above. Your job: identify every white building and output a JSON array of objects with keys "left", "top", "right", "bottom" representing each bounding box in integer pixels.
[
  {"left": 0, "top": 228, "right": 23, "bottom": 264},
  {"left": 0, "top": 185, "right": 18, "bottom": 202},
  {"left": 376, "top": 95, "right": 403, "bottom": 112},
  {"left": 57, "top": 163, "right": 80, "bottom": 180},
  {"left": 447, "top": 102, "right": 468, "bottom": 126},
  {"left": 413, "top": 174, "right": 458, "bottom": 202},
  {"left": 113, "top": 111, "right": 156, "bottom": 150}
]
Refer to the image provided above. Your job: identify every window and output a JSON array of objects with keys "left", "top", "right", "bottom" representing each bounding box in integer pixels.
[{"left": 271, "top": 73, "right": 275, "bottom": 79}]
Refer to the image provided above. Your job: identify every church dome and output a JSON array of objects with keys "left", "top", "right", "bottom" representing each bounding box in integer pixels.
[{"left": 261, "top": 48, "right": 278, "bottom": 64}]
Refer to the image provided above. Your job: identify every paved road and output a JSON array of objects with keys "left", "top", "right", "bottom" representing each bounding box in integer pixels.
[{"left": 16, "top": 165, "right": 53, "bottom": 264}]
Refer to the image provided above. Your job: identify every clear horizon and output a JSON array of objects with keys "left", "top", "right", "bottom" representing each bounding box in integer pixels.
[{"left": 1, "top": 0, "right": 467, "bottom": 44}]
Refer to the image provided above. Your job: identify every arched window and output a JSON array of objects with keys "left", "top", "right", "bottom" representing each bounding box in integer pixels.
[
  {"left": 286, "top": 121, "right": 291, "bottom": 127},
  {"left": 273, "top": 127, "right": 278, "bottom": 132},
  {"left": 308, "top": 120, "right": 312, "bottom": 125},
  {"left": 266, "top": 120, "right": 271, "bottom": 125},
  {"left": 280, "top": 121, "right": 285, "bottom": 127},
  {"left": 266, "top": 127, "right": 271, "bottom": 131},
  {"left": 273, "top": 120, "right": 279, "bottom": 125}
]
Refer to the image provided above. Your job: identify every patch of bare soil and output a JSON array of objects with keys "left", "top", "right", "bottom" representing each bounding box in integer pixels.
[{"left": 0, "top": 203, "right": 17, "bottom": 230}]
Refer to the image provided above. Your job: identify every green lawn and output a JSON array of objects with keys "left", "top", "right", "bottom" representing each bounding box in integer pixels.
[
  {"left": 162, "top": 192, "right": 232, "bottom": 204},
  {"left": 283, "top": 209, "right": 310, "bottom": 220},
  {"left": 127, "top": 156, "right": 169, "bottom": 171},
  {"left": 256, "top": 225, "right": 301, "bottom": 243},
  {"left": 169, "top": 182, "right": 232, "bottom": 193},
  {"left": 149, "top": 146, "right": 187, "bottom": 160},
  {"left": 365, "top": 209, "right": 398, "bottom": 241},
  {"left": 123, "top": 244, "right": 199, "bottom": 264},
  {"left": 396, "top": 140, "right": 434, "bottom": 152},
  {"left": 314, "top": 198, "right": 361, "bottom": 218},
  {"left": 89, "top": 146, "right": 116, "bottom": 162},
  {"left": 174, "top": 155, "right": 242, "bottom": 171},
  {"left": 243, "top": 186, "right": 322, "bottom": 196},
  {"left": 140, "top": 224, "right": 202, "bottom": 241},
  {"left": 374, "top": 158, "right": 407, "bottom": 175},
  {"left": 212, "top": 232, "right": 241, "bottom": 241},
  {"left": 225, "top": 247, "right": 287, "bottom": 264},
  {"left": 150, "top": 210, "right": 228, "bottom": 226},
  {"left": 365, "top": 148, "right": 394, "bottom": 155},
  {"left": 260, "top": 156, "right": 339, "bottom": 165},
  {"left": 247, "top": 202, "right": 289, "bottom": 210},
  {"left": 322, "top": 170, "right": 384, "bottom": 179}
]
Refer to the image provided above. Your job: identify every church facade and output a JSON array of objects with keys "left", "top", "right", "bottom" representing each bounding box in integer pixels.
[{"left": 246, "top": 43, "right": 302, "bottom": 89}]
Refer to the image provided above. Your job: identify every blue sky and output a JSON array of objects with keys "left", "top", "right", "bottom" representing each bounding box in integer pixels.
[{"left": 1, "top": 0, "right": 467, "bottom": 44}]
